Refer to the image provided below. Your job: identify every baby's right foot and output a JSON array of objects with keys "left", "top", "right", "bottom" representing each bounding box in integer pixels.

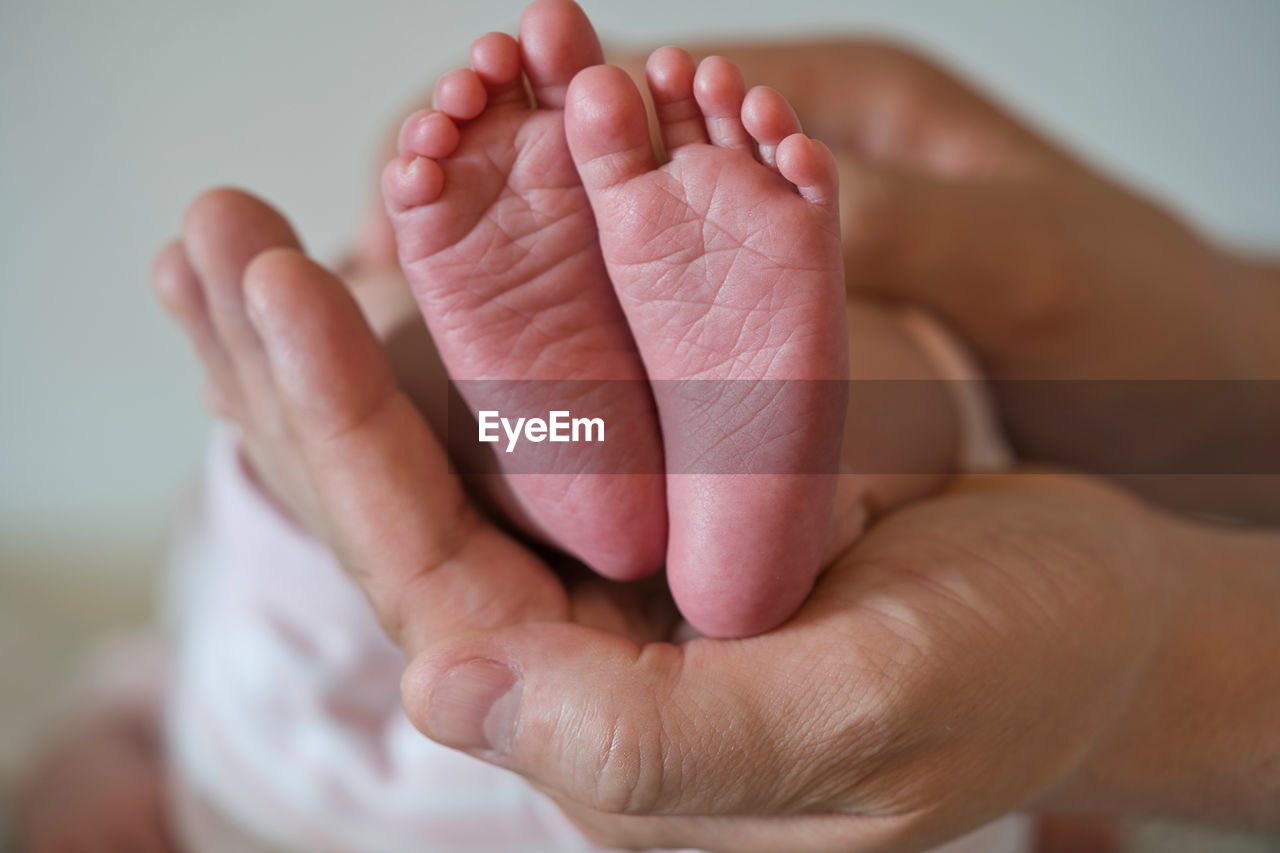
[
  {"left": 383, "top": 0, "right": 664, "bottom": 579},
  {"left": 565, "top": 52, "right": 849, "bottom": 637}
]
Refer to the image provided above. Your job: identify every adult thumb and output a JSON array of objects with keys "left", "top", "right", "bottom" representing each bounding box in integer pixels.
[{"left": 401, "top": 622, "right": 855, "bottom": 819}]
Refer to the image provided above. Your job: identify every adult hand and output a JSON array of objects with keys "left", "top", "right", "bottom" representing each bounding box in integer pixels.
[
  {"left": 681, "top": 39, "right": 1262, "bottom": 382},
  {"left": 631, "top": 40, "right": 1280, "bottom": 520},
  {"left": 406, "top": 469, "right": 1280, "bottom": 851},
  {"left": 244, "top": 236, "right": 1280, "bottom": 853},
  {"left": 237, "top": 248, "right": 682, "bottom": 658},
  {"left": 398, "top": 472, "right": 1195, "bottom": 852}
]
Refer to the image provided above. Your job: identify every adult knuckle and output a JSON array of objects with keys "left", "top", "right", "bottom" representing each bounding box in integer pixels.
[
  {"left": 580, "top": 645, "right": 691, "bottom": 816},
  {"left": 584, "top": 696, "right": 671, "bottom": 815}
]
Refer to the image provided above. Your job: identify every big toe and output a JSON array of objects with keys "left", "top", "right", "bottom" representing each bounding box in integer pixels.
[
  {"left": 565, "top": 65, "right": 657, "bottom": 190},
  {"left": 519, "top": 0, "right": 604, "bottom": 109}
]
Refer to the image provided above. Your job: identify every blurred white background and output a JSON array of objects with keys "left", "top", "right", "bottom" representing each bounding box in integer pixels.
[{"left": 1, "top": 0, "right": 1279, "bottom": 847}]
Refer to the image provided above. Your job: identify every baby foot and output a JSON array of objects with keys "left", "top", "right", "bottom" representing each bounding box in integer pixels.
[
  {"left": 383, "top": 0, "right": 665, "bottom": 580},
  {"left": 565, "top": 51, "right": 849, "bottom": 637}
]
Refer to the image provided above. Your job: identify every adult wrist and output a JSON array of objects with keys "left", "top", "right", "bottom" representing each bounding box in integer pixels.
[
  {"left": 1227, "top": 248, "right": 1280, "bottom": 378},
  {"left": 1048, "top": 508, "right": 1280, "bottom": 828}
]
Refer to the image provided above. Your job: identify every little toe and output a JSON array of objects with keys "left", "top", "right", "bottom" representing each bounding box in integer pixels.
[
  {"left": 470, "top": 31, "right": 526, "bottom": 107},
  {"left": 398, "top": 109, "right": 460, "bottom": 160},
  {"left": 519, "top": 0, "right": 604, "bottom": 109},
  {"left": 565, "top": 65, "right": 659, "bottom": 191},
  {"left": 776, "top": 133, "right": 840, "bottom": 211},
  {"left": 152, "top": 239, "right": 241, "bottom": 414},
  {"left": 742, "top": 85, "right": 802, "bottom": 169},
  {"left": 646, "top": 46, "right": 707, "bottom": 154},
  {"left": 433, "top": 68, "right": 487, "bottom": 121},
  {"left": 693, "top": 56, "right": 752, "bottom": 153},
  {"left": 382, "top": 154, "right": 446, "bottom": 213}
]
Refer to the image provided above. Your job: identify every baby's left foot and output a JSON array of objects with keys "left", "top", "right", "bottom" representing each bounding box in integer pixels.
[
  {"left": 565, "top": 52, "right": 849, "bottom": 637},
  {"left": 383, "top": 0, "right": 666, "bottom": 581}
]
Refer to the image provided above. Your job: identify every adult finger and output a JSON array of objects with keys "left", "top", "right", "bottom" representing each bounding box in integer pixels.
[
  {"left": 840, "top": 156, "right": 1077, "bottom": 357},
  {"left": 243, "top": 248, "right": 568, "bottom": 657}
]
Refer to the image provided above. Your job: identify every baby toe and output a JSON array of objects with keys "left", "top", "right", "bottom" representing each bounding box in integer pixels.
[
  {"left": 693, "top": 56, "right": 752, "bottom": 153},
  {"left": 776, "top": 133, "right": 840, "bottom": 210},
  {"left": 382, "top": 154, "right": 446, "bottom": 213},
  {"left": 565, "top": 65, "right": 658, "bottom": 191},
  {"left": 646, "top": 46, "right": 707, "bottom": 155},
  {"left": 434, "top": 68, "right": 487, "bottom": 120},
  {"left": 519, "top": 0, "right": 605, "bottom": 109},
  {"left": 398, "top": 109, "right": 461, "bottom": 160},
  {"left": 470, "top": 31, "right": 526, "bottom": 106},
  {"left": 742, "top": 85, "right": 802, "bottom": 169}
]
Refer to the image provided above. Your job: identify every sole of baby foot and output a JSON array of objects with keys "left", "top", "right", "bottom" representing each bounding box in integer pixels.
[
  {"left": 565, "top": 51, "right": 849, "bottom": 638},
  {"left": 382, "top": 0, "right": 666, "bottom": 581}
]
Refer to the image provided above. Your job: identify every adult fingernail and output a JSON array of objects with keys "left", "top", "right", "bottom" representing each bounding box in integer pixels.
[{"left": 428, "top": 660, "right": 521, "bottom": 754}]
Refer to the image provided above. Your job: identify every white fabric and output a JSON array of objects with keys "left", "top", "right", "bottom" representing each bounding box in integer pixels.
[{"left": 162, "top": 428, "right": 1028, "bottom": 852}]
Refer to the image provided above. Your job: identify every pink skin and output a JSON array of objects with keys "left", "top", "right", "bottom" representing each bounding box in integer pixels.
[
  {"left": 155, "top": 189, "right": 463, "bottom": 540},
  {"left": 156, "top": 12, "right": 910, "bottom": 644},
  {"left": 154, "top": 190, "right": 332, "bottom": 533},
  {"left": 564, "top": 51, "right": 848, "bottom": 637},
  {"left": 382, "top": 0, "right": 666, "bottom": 581},
  {"left": 13, "top": 710, "right": 175, "bottom": 853},
  {"left": 156, "top": 193, "right": 574, "bottom": 656}
]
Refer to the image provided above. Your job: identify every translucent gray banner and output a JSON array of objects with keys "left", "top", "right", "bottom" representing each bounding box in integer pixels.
[{"left": 438, "top": 379, "right": 1280, "bottom": 475}]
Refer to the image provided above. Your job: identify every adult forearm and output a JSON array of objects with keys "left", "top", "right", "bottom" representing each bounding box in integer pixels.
[
  {"left": 1142, "top": 248, "right": 1280, "bottom": 523},
  {"left": 1051, "top": 510, "right": 1280, "bottom": 828},
  {"left": 1232, "top": 250, "right": 1280, "bottom": 378}
]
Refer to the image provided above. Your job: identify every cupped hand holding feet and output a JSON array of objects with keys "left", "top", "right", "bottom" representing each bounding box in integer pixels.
[
  {"left": 385, "top": 0, "right": 852, "bottom": 637},
  {"left": 152, "top": 4, "right": 1280, "bottom": 849},
  {"left": 404, "top": 473, "right": 1280, "bottom": 850},
  {"left": 221, "top": 127, "right": 1280, "bottom": 853},
  {"left": 236, "top": 254, "right": 1280, "bottom": 848}
]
